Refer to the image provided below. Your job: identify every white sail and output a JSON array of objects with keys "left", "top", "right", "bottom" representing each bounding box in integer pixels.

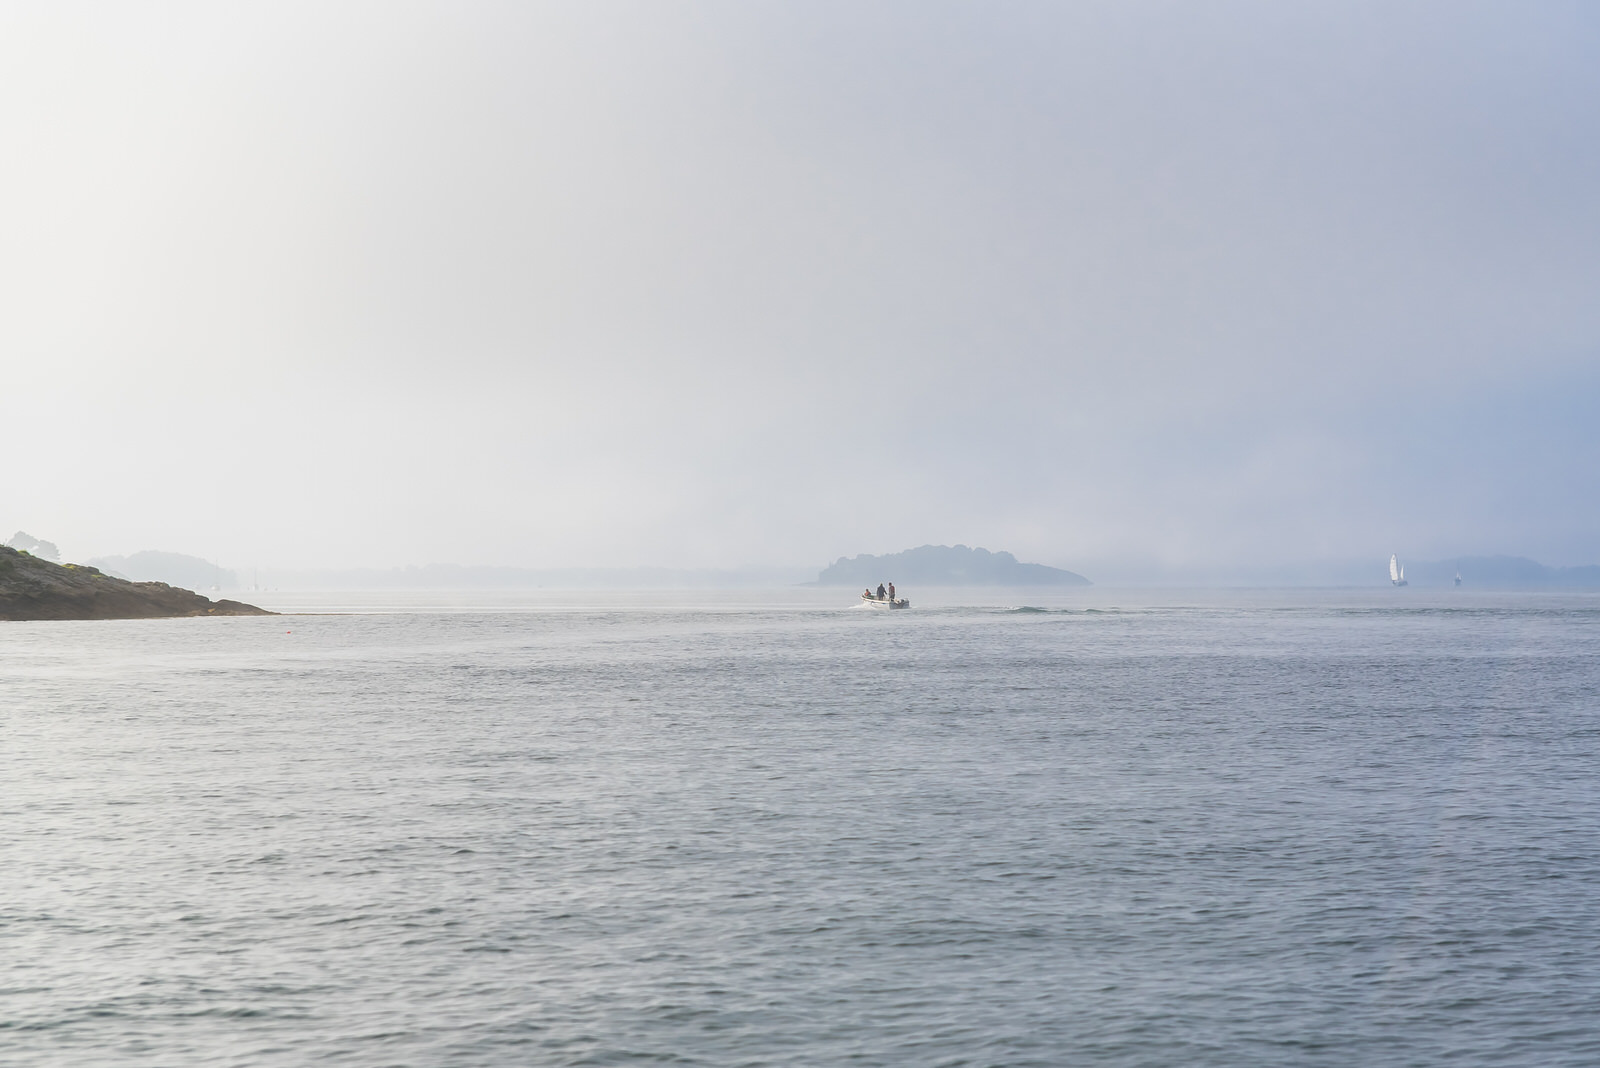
[{"left": 1390, "top": 554, "right": 1400, "bottom": 583}]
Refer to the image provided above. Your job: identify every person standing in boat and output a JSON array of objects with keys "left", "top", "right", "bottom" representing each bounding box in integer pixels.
[
  {"left": 876, "top": 583, "right": 887, "bottom": 600},
  {"left": 888, "top": 582, "right": 895, "bottom": 602}
]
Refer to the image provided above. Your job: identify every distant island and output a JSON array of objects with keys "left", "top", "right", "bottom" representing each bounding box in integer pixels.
[
  {"left": 6, "top": 530, "right": 60, "bottom": 561},
  {"left": 0, "top": 546, "right": 272, "bottom": 620},
  {"left": 87, "top": 550, "right": 237, "bottom": 589},
  {"left": 1399, "top": 555, "right": 1600, "bottom": 589},
  {"left": 816, "top": 545, "right": 1090, "bottom": 586}
]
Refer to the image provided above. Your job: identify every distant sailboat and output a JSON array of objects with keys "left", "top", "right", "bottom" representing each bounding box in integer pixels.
[
  {"left": 1390, "top": 554, "right": 1408, "bottom": 587},
  {"left": 1454, "top": 569, "right": 1462, "bottom": 587}
]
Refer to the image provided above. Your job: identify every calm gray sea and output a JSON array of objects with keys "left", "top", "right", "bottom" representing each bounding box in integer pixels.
[{"left": 4, "top": 588, "right": 1599, "bottom": 1067}]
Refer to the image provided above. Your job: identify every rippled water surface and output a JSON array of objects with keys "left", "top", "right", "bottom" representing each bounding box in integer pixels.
[{"left": 4, "top": 588, "right": 1600, "bottom": 1066}]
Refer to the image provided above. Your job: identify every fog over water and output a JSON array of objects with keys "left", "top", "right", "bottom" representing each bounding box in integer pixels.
[{"left": 2, "top": 2, "right": 1597, "bottom": 575}]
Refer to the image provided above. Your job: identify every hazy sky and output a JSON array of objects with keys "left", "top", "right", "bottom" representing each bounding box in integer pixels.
[{"left": 2, "top": 1, "right": 1597, "bottom": 572}]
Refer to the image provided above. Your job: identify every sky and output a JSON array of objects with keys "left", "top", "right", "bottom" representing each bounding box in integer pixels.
[{"left": 2, "top": 1, "right": 1597, "bottom": 575}]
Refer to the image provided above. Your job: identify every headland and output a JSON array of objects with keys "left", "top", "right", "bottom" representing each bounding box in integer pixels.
[{"left": 0, "top": 546, "right": 273, "bottom": 620}]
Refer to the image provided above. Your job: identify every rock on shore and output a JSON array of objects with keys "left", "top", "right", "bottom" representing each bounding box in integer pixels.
[{"left": 0, "top": 546, "right": 274, "bottom": 620}]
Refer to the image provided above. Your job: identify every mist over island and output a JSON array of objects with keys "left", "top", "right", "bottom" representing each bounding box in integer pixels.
[
  {"left": 73, "top": 541, "right": 1096, "bottom": 590},
  {"left": 88, "top": 551, "right": 237, "bottom": 590},
  {"left": 815, "top": 545, "right": 1090, "bottom": 587},
  {"left": 39, "top": 539, "right": 1600, "bottom": 591},
  {"left": 1400, "top": 556, "right": 1600, "bottom": 589}
]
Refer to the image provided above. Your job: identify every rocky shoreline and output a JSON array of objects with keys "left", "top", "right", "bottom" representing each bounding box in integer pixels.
[{"left": 0, "top": 546, "right": 274, "bottom": 620}]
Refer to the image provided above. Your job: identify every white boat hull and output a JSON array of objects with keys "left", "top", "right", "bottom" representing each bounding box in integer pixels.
[{"left": 862, "top": 594, "right": 910, "bottom": 609}]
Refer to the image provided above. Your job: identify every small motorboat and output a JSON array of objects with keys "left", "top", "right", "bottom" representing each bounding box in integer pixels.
[{"left": 861, "top": 593, "right": 910, "bottom": 609}]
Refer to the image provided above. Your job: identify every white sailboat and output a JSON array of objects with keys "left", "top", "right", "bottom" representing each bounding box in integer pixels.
[{"left": 1390, "top": 554, "right": 1408, "bottom": 587}]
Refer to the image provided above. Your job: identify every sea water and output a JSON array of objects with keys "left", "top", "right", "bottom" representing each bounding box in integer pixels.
[{"left": 3, "top": 588, "right": 1599, "bottom": 1066}]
